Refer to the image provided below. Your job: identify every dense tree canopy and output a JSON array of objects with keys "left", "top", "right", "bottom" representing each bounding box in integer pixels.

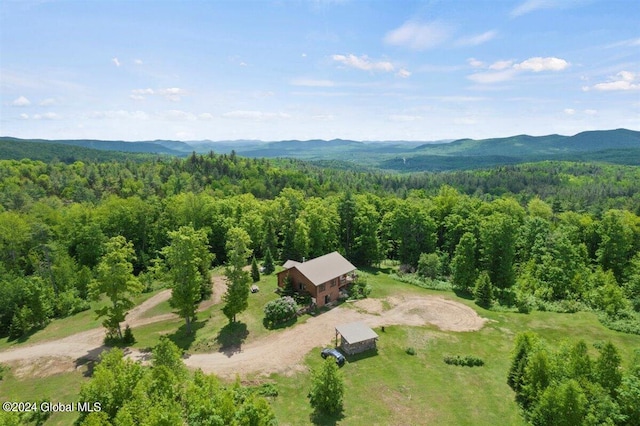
[{"left": 0, "top": 152, "right": 639, "bottom": 338}]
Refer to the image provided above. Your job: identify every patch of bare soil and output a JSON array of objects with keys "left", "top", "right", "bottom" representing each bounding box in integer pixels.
[
  {"left": 184, "top": 295, "right": 486, "bottom": 379},
  {"left": 0, "top": 286, "right": 485, "bottom": 380}
]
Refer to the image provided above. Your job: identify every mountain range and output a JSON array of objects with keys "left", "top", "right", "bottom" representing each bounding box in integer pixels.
[{"left": 1, "top": 129, "right": 638, "bottom": 171}]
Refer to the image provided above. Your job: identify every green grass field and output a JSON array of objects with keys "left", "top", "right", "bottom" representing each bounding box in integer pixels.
[{"left": 1, "top": 268, "right": 639, "bottom": 425}]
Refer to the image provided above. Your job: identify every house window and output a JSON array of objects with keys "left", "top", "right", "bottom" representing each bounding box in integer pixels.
[
  {"left": 331, "top": 279, "right": 337, "bottom": 287},
  {"left": 299, "top": 283, "right": 304, "bottom": 291},
  {"left": 318, "top": 284, "right": 326, "bottom": 292}
]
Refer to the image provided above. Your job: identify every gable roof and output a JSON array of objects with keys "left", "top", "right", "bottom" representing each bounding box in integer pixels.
[
  {"left": 335, "top": 322, "right": 379, "bottom": 344},
  {"left": 281, "top": 251, "right": 356, "bottom": 286}
]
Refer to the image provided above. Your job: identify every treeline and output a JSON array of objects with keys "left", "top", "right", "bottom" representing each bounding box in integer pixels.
[
  {"left": 0, "top": 153, "right": 639, "bottom": 338},
  {"left": 508, "top": 332, "right": 639, "bottom": 425}
]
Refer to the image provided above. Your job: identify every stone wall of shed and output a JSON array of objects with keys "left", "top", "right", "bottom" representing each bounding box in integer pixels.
[{"left": 340, "top": 337, "right": 377, "bottom": 355}]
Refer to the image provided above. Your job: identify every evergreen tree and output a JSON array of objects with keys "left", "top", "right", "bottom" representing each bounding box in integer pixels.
[
  {"left": 451, "top": 232, "right": 478, "bottom": 292},
  {"left": 223, "top": 227, "right": 252, "bottom": 323},
  {"left": 251, "top": 256, "right": 261, "bottom": 283},
  {"left": 474, "top": 271, "right": 493, "bottom": 309},
  {"left": 480, "top": 213, "right": 517, "bottom": 291},
  {"left": 263, "top": 247, "right": 275, "bottom": 275},
  {"left": 508, "top": 332, "right": 540, "bottom": 395},
  {"left": 309, "top": 358, "right": 345, "bottom": 415},
  {"left": 530, "top": 380, "right": 588, "bottom": 426},
  {"left": 338, "top": 191, "right": 357, "bottom": 259},
  {"left": 595, "top": 341, "right": 622, "bottom": 396}
]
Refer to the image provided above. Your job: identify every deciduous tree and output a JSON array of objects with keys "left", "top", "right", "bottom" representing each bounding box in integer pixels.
[
  {"left": 223, "top": 227, "right": 252, "bottom": 322},
  {"left": 163, "top": 226, "right": 212, "bottom": 334},
  {"left": 89, "top": 236, "right": 142, "bottom": 340}
]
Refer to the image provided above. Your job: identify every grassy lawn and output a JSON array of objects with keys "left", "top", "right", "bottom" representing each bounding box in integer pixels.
[
  {"left": 265, "top": 270, "right": 640, "bottom": 425},
  {"left": 0, "top": 289, "right": 167, "bottom": 351},
  {"left": 0, "top": 366, "right": 88, "bottom": 426},
  {"left": 130, "top": 270, "right": 286, "bottom": 353},
  {"left": 2, "top": 266, "right": 640, "bottom": 425}
]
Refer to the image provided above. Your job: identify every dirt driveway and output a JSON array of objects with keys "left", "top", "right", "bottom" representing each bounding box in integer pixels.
[
  {"left": 0, "top": 276, "right": 485, "bottom": 379},
  {"left": 183, "top": 294, "right": 486, "bottom": 378}
]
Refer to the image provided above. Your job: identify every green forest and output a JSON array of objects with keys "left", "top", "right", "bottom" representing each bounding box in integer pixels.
[{"left": 1, "top": 148, "right": 639, "bottom": 425}]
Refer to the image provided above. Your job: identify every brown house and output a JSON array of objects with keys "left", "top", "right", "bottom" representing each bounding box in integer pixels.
[{"left": 277, "top": 252, "right": 356, "bottom": 307}]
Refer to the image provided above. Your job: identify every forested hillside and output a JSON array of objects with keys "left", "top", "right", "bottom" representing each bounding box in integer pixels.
[
  {"left": 3, "top": 128, "right": 639, "bottom": 171},
  {"left": 0, "top": 152, "right": 639, "bottom": 341}
]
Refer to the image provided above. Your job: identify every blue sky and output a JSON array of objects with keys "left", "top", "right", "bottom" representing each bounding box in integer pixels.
[{"left": 1, "top": 0, "right": 639, "bottom": 141}]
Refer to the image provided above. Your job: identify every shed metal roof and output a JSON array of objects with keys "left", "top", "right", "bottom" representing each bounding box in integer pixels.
[
  {"left": 335, "top": 322, "right": 379, "bottom": 344},
  {"left": 281, "top": 251, "right": 356, "bottom": 286}
]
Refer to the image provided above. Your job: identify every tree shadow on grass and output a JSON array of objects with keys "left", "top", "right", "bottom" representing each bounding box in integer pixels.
[
  {"left": 215, "top": 321, "right": 248, "bottom": 357},
  {"left": 167, "top": 319, "right": 206, "bottom": 351},
  {"left": 75, "top": 345, "right": 109, "bottom": 377},
  {"left": 310, "top": 409, "right": 345, "bottom": 426},
  {"left": 344, "top": 348, "right": 378, "bottom": 364},
  {"left": 453, "top": 288, "right": 474, "bottom": 300},
  {"left": 359, "top": 265, "right": 394, "bottom": 276},
  {"left": 263, "top": 316, "right": 297, "bottom": 330}
]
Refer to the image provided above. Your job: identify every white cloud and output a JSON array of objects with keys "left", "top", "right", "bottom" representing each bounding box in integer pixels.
[
  {"left": 88, "top": 110, "right": 149, "bottom": 120},
  {"left": 130, "top": 87, "right": 185, "bottom": 101},
  {"left": 291, "top": 78, "right": 335, "bottom": 87},
  {"left": 591, "top": 71, "right": 640, "bottom": 91},
  {"left": 456, "top": 30, "right": 497, "bottom": 47},
  {"left": 19, "top": 113, "right": 29, "bottom": 119},
  {"left": 39, "top": 98, "right": 56, "bottom": 106},
  {"left": 311, "top": 114, "right": 335, "bottom": 121},
  {"left": 584, "top": 109, "right": 598, "bottom": 115},
  {"left": 12, "top": 96, "right": 31, "bottom": 106},
  {"left": 112, "top": 57, "right": 121, "bottom": 67},
  {"left": 564, "top": 108, "right": 576, "bottom": 115},
  {"left": 468, "top": 56, "right": 569, "bottom": 84},
  {"left": 222, "top": 110, "right": 291, "bottom": 121},
  {"left": 389, "top": 114, "right": 422, "bottom": 122},
  {"left": 161, "top": 110, "right": 196, "bottom": 121},
  {"left": 134, "top": 59, "right": 143, "bottom": 65},
  {"left": 468, "top": 58, "right": 484, "bottom": 68},
  {"left": 514, "top": 57, "right": 569, "bottom": 72},
  {"left": 489, "top": 60, "right": 514, "bottom": 71},
  {"left": 158, "top": 87, "right": 185, "bottom": 101},
  {"left": 33, "top": 112, "right": 60, "bottom": 120},
  {"left": 383, "top": 21, "right": 452, "bottom": 50},
  {"left": 396, "top": 69, "right": 412, "bottom": 78},
  {"left": 198, "top": 113, "right": 215, "bottom": 120},
  {"left": 468, "top": 69, "right": 518, "bottom": 84},
  {"left": 511, "top": 0, "right": 588, "bottom": 17},
  {"left": 332, "top": 54, "right": 394, "bottom": 72}
]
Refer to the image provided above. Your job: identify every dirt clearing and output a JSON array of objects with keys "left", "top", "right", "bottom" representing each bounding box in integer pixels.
[{"left": 0, "top": 289, "right": 485, "bottom": 380}]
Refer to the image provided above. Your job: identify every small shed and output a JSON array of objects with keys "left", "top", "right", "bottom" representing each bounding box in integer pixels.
[{"left": 335, "top": 322, "right": 379, "bottom": 355}]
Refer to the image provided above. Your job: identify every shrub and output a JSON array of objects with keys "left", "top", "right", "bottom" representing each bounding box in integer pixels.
[
  {"left": 443, "top": 355, "right": 485, "bottom": 367},
  {"left": 263, "top": 296, "right": 297, "bottom": 328},
  {"left": 405, "top": 347, "right": 417, "bottom": 356},
  {"left": 474, "top": 271, "right": 493, "bottom": 309},
  {"left": 417, "top": 252, "right": 441, "bottom": 279},
  {"left": 122, "top": 324, "right": 135, "bottom": 345},
  {"left": 256, "top": 383, "right": 279, "bottom": 397}
]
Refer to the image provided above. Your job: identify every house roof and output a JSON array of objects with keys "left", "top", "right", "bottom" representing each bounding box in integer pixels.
[
  {"left": 281, "top": 251, "right": 356, "bottom": 286},
  {"left": 335, "top": 322, "right": 379, "bottom": 344}
]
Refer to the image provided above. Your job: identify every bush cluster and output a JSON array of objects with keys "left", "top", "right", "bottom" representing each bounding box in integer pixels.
[
  {"left": 263, "top": 296, "right": 297, "bottom": 328},
  {"left": 443, "top": 355, "right": 485, "bottom": 367}
]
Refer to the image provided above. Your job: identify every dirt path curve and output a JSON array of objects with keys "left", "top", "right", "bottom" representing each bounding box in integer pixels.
[
  {"left": 0, "top": 276, "right": 224, "bottom": 377},
  {"left": 182, "top": 294, "right": 486, "bottom": 379},
  {"left": 0, "top": 280, "right": 486, "bottom": 380}
]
